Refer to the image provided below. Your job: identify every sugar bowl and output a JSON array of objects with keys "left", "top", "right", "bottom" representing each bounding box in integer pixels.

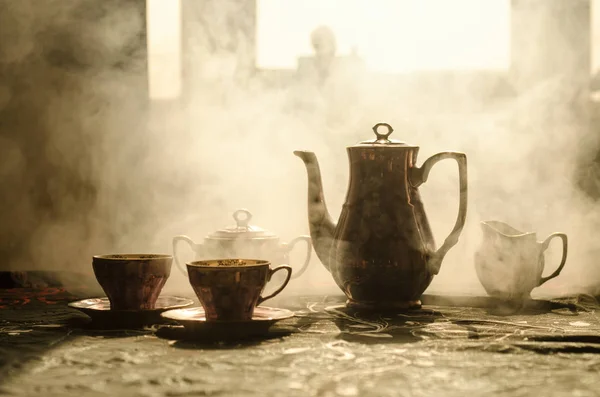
[{"left": 172, "top": 209, "right": 312, "bottom": 279}]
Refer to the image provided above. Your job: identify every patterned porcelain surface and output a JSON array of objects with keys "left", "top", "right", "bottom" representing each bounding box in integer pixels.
[
  {"left": 92, "top": 254, "right": 173, "bottom": 310},
  {"left": 186, "top": 259, "right": 292, "bottom": 321},
  {"left": 295, "top": 123, "right": 468, "bottom": 310}
]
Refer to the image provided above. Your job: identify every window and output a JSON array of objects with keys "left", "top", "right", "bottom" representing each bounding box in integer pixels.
[
  {"left": 146, "top": 0, "right": 181, "bottom": 100},
  {"left": 256, "top": 0, "right": 511, "bottom": 72},
  {"left": 594, "top": 0, "right": 600, "bottom": 72},
  {"left": 148, "top": 1, "right": 600, "bottom": 98}
]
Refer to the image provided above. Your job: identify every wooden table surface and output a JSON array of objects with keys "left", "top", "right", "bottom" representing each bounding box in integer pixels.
[{"left": 1, "top": 288, "right": 599, "bottom": 397}]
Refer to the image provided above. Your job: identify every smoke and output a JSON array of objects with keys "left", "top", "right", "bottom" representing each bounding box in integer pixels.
[
  {"left": 0, "top": 0, "right": 599, "bottom": 301},
  {"left": 0, "top": 0, "right": 148, "bottom": 293}
]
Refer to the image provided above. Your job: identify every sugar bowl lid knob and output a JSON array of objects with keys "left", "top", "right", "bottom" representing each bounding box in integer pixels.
[
  {"left": 206, "top": 208, "right": 276, "bottom": 239},
  {"left": 233, "top": 208, "right": 252, "bottom": 230}
]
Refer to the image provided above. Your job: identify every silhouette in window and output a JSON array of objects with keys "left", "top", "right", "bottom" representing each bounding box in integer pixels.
[{"left": 296, "top": 25, "right": 365, "bottom": 87}]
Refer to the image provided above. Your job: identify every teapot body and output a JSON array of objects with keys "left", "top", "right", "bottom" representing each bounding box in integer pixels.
[{"left": 329, "top": 146, "right": 436, "bottom": 309}]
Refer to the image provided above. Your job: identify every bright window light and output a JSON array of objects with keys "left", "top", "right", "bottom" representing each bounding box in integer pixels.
[
  {"left": 256, "top": 0, "right": 510, "bottom": 72},
  {"left": 593, "top": 0, "right": 600, "bottom": 71},
  {"left": 147, "top": 0, "right": 182, "bottom": 100}
]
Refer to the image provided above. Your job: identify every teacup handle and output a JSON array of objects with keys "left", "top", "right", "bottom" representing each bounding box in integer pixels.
[
  {"left": 282, "top": 236, "right": 312, "bottom": 279},
  {"left": 538, "top": 233, "right": 568, "bottom": 286},
  {"left": 172, "top": 235, "right": 202, "bottom": 277},
  {"left": 257, "top": 265, "right": 293, "bottom": 305}
]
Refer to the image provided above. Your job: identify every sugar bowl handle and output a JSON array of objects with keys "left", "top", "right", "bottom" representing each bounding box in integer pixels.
[
  {"left": 538, "top": 233, "right": 568, "bottom": 286},
  {"left": 257, "top": 265, "right": 292, "bottom": 305},
  {"left": 283, "top": 236, "right": 312, "bottom": 279},
  {"left": 411, "top": 152, "right": 468, "bottom": 275},
  {"left": 172, "top": 235, "right": 203, "bottom": 276}
]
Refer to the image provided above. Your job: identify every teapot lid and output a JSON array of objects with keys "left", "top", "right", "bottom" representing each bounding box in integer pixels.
[
  {"left": 354, "top": 123, "right": 415, "bottom": 147},
  {"left": 207, "top": 209, "right": 277, "bottom": 240}
]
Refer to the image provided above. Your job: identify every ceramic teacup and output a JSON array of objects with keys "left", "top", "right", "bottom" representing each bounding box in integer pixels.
[
  {"left": 186, "top": 259, "right": 292, "bottom": 322},
  {"left": 474, "top": 221, "right": 568, "bottom": 301},
  {"left": 92, "top": 254, "right": 172, "bottom": 310}
]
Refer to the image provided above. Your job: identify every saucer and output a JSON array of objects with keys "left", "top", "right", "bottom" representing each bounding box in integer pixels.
[
  {"left": 160, "top": 306, "right": 294, "bottom": 338},
  {"left": 68, "top": 296, "right": 194, "bottom": 328}
]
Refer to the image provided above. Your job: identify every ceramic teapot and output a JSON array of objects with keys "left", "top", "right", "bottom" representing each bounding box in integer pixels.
[
  {"left": 294, "top": 122, "right": 468, "bottom": 310},
  {"left": 172, "top": 209, "right": 312, "bottom": 280}
]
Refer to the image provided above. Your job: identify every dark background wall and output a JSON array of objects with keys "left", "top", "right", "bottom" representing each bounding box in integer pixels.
[{"left": 0, "top": 0, "right": 148, "bottom": 273}]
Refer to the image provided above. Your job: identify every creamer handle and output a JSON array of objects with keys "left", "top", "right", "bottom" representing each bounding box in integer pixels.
[{"left": 538, "top": 233, "right": 568, "bottom": 285}]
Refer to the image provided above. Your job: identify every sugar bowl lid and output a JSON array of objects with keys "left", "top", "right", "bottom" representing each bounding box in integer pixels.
[{"left": 207, "top": 209, "right": 277, "bottom": 240}]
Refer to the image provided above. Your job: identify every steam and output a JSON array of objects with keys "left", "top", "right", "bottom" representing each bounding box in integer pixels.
[{"left": 0, "top": 0, "right": 598, "bottom": 300}]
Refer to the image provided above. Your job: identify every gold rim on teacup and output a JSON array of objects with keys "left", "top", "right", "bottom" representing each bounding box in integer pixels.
[
  {"left": 187, "top": 259, "right": 270, "bottom": 268},
  {"left": 93, "top": 254, "right": 173, "bottom": 261}
]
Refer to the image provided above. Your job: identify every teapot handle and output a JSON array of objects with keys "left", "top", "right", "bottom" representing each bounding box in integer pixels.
[
  {"left": 172, "top": 235, "right": 203, "bottom": 277},
  {"left": 411, "top": 152, "right": 468, "bottom": 275}
]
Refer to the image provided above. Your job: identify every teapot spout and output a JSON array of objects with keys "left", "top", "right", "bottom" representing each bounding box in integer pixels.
[{"left": 294, "top": 151, "right": 336, "bottom": 272}]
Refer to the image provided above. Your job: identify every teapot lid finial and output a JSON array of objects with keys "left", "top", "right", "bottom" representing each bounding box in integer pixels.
[
  {"left": 373, "top": 123, "right": 394, "bottom": 142},
  {"left": 355, "top": 122, "right": 413, "bottom": 147}
]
